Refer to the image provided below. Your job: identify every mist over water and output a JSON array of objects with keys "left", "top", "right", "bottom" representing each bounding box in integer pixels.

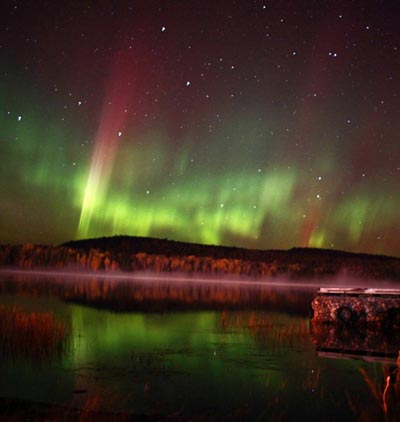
[
  {"left": 2, "top": 267, "right": 399, "bottom": 290},
  {"left": 0, "top": 270, "right": 399, "bottom": 420}
]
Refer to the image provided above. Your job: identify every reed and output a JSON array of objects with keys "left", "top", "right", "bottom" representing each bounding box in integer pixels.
[{"left": 0, "top": 305, "right": 70, "bottom": 361}]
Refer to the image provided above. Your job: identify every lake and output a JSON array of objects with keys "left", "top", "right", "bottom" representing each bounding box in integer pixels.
[{"left": 0, "top": 270, "right": 399, "bottom": 421}]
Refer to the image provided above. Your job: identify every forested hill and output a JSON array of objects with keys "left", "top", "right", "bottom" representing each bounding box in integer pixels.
[
  {"left": 62, "top": 235, "right": 398, "bottom": 263},
  {"left": 1, "top": 236, "right": 399, "bottom": 280},
  {"left": 59, "top": 235, "right": 400, "bottom": 280}
]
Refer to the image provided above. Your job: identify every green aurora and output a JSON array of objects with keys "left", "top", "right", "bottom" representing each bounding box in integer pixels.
[
  {"left": 1, "top": 94, "right": 398, "bottom": 255},
  {"left": 0, "top": 1, "right": 399, "bottom": 256}
]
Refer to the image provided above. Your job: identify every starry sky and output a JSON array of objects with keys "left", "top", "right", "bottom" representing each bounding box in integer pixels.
[{"left": 0, "top": 0, "right": 399, "bottom": 256}]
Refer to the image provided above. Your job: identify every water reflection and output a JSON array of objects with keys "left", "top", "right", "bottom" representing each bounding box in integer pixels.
[
  {"left": 0, "top": 272, "right": 399, "bottom": 420},
  {"left": 310, "top": 313, "right": 400, "bottom": 421},
  {"left": 310, "top": 321, "right": 400, "bottom": 358},
  {"left": 310, "top": 342, "right": 400, "bottom": 422},
  {"left": 0, "top": 271, "right": 315, "bottom": 313}
]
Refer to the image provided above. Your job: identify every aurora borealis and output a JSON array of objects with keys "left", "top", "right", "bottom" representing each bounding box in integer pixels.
[{"left": 0, "top": 1, "right": 399, "bottom": 256}]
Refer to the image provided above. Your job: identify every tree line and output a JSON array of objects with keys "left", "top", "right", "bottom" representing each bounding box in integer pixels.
[{"left": 1, "top": 242, "right": 400, "bottom": 280}]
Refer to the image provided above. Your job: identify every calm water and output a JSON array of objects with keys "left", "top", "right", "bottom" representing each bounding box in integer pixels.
[{"left": 0, "top": 271, "right": 399, "bottom": 421}]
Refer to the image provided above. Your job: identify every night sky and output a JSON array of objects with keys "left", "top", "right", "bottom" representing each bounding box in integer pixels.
[{"left": 0, "top": 0, "right": 399, "bottom": 256}]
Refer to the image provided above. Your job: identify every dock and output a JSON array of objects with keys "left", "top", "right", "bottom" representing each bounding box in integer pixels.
[{"left": 311, "top": 287, "right": 400, "bottom": 327}]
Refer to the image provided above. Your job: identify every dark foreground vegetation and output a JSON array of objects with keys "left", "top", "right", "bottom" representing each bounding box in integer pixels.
[
  {"left": 0, "top": 305, "right": 69, "bottom": 361},
  {"left": 0, "top": 235, "right": 399, "bottom": 280}
]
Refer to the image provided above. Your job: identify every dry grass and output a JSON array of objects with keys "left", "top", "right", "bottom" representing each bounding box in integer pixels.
[{"left": 0, "top": 305, "right": 70, "bottom": 361}]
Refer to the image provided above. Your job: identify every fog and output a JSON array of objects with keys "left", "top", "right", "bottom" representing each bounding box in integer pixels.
[{"left": 1, "top": 268, "right": 399, "bottom": 291}]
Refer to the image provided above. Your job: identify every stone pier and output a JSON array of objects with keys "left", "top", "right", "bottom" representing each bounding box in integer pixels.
[{"left": 311, "top": 288, "right": 400, "bottom": 328}]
